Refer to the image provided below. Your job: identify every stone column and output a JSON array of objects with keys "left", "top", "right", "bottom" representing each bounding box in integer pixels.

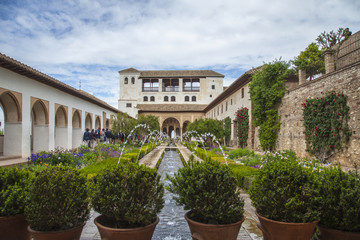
[
  {"left": 323, "top": 50, "right": 336, "bottom": 74},
  {"left": 179, "top": 78, "right": 183, "bottom": 92},
  {"left": 298, "top": 69, "right": 306, "bottom": 85},
  {"left": 159, "top": 79, "right": 162, "bottom": 92}
]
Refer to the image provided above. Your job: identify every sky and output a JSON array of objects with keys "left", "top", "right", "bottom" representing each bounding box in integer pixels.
[{"left": 0, "top": 0, "right": 359, "bottom": 108}]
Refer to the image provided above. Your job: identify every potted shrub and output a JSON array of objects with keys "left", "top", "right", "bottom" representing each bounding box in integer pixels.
[
  {"left": 91, "top": 162, "right": 164, "bottom": 240},
  {"left": 316, "top": 166, "right": 360, "bottom": 239},
  {"left": 25, "top": 165, "right": 90, "bottom": 240},
  {"left": 249, "top": 151, "right": 320, "bottom": 240},
  {"left": 167, "top": 159, "right": 245, "bottom": 240},
  {"left": 0, "top": 167, "right": 31, "bottom": 240}
]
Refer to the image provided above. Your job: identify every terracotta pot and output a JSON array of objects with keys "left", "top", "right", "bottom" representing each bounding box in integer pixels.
[
  {"left": 318, "top": 225, "right": 360, "bottom": 240},
  {"left": 28, "top": 222, "right": 85, "bottom": 240},
  {"left": 184, "top": 211, "right": 245, "bottom": 240},
  {"left": 0, "top": 214, "right": 30, "bottom": 240},
  {"left": 94, "top": 215, "right": 159, "bottom": 240},
  {"left": 256, "top": 212, "right": 318, "bottom": 240}
]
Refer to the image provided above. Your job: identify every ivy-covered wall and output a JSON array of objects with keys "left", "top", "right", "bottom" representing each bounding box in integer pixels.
[{"left": 277, "top": 62, "right": 360, "bottom": 167}]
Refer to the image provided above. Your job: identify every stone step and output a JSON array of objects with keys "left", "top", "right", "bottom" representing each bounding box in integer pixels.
[{"left": 0, "top": 155, "right": 22, "bottom": 161}]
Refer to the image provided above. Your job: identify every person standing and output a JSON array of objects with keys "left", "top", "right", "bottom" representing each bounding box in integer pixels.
[{"left": 83, "top": 128, "right": 91, "bottom": 147}]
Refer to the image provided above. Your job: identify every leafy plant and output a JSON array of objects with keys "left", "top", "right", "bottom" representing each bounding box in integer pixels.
[
  {"left": 187, "top": 118, "right": 224, "bottom": 146},
  {"left": 302, "top": 91, "right": 352, "bottom": 162},
  {"left": 167, "top": 159, "right": 244, "bottom": 224},
  {"left": 293, "top": 42, "right": 325, "bottom": 80},
  {"left": 0, "top": 167, "right": 31, "bottom": 216},
  {"left": 234, "top": 107, "right": 249, "bottom": 148},
  {"left": 25, "top": 165, "right": 90, "bottom": 231},
  {"left": 249, "top": 60, "right": 293, "bottom": 150},
  {"left": 224, "top": 117, "right": 232, "bottom": 146},
  {"left": 249, "top": 151, "right": 320, "bottom": 223},
  {"left": 91, "top": 162, "right": 164, "bottom": 228},
  {"left": 317, "top": 166, "right": 360, "bottom": 232}
]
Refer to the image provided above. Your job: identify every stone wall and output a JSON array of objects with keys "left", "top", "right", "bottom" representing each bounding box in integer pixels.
[
  {"left": 277, "top": 62, "right": 360, "bottom": 167},
  {"left": 337, "top": 31, "right": 360, "bottom": 70},
  {"left": 0, "top": 135, "right": 3, "bottom": 154}
]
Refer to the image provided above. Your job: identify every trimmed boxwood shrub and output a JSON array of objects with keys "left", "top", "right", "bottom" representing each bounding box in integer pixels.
[
  {"left": 167, "top": 159, "right": 244, "bottom": 224},
  {"left": 249, "top": 151, "right": 321, "bottom": 223},
  {"left": 317, "top": 166, "right": 360, "bottom": 232},
  {"left": 91, "top": 162, "right": 164, "bottom": 228},
  {"left": 25, "top": 165, "right": 90, "bottom": 231},
  {"left": 0, "top": 167, "right": 31, "bottom": 216}
]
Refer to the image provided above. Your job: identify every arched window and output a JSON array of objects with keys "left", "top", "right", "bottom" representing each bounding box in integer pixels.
[
  {"left": 143, "top": 96, "right": 148, "bottom": 102},
  {"left": 191, "top": 96, "right": 196, "bottom": 102},
  {"left": 131, "top": 77, "right": 135, "bottom": 84},
  {"left": 150, "top": 96, "right": 155, "bottom": 102},
  {"left": 171, "top": 96, "right": 176, "bottom": 102},
  {"left": 124, "top": 77, "right": 128, "bottom": 84},
  {"left": 185, "top": 96, "right": 189, "bottom": 102},
  {"left": 164, "top": 96, "right": 169, "bottom": 102}
]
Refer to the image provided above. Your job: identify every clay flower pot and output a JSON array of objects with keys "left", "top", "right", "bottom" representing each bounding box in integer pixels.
[
  {"left": 318, "top": 225, "right": 360, "bottom": 240},
  {"left": 0, "top": 214, "right": 30, "bottom": 240},
  {"left": 256, "top": 212, "right": 318, "bottom": 240},
  {"left": 28, "top": 223, "right": 85, "bottom": 240},
  {"left": 185, "top": 211, "right": 245, "bottom": 240},
  {"left": 94, "top": 215, "right": 159, "bottom": 240}
]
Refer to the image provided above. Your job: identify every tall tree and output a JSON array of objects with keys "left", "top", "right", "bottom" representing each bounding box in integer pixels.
[
  {"left": 187, "top": 118, "right": 224, "bottom": 146},
  {"left": 316, "top": 27, "right": 352, "bottom": 68},
  {"left": 111, "top": 112, "right": 136, "bottom": 135},
  {"left": 293, "top": 43, "right": 325, "bottom": 80},
  {"left": 224, "top": 117, "right": 232, "bottom": 146}
]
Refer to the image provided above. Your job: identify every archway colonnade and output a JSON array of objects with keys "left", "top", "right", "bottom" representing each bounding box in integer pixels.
[{"left": 0, "top": 88, "right": 115, "bottom": 157}]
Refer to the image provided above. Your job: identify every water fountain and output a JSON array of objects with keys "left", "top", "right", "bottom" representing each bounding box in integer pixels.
[{"left": 152, "top": 148, "right": 191, "bottom": 240}]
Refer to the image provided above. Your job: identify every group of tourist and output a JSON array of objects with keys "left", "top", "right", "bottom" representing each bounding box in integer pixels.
[{"left": 82, "top": 128, "right": 126, "bottom": 148}]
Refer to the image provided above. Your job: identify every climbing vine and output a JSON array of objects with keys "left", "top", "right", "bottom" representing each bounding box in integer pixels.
[
  {"left": 234, "top": 107, "right": 249, "bottom": 148},
  {"left": 302, "top": 91, "right": 352, "bottom": 162},
  {"left": 249, "top": 60, "right": 293, "bottom": 151}
]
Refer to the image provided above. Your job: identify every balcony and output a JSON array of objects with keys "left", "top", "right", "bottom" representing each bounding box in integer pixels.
[{"left": 142, "top": 87, "right": 159, "bottom": 92}]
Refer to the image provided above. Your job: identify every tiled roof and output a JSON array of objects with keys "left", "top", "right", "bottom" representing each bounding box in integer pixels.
[
  {"left": 137, "top": 104, "right": 208, "bottom": 112},
  {"left": 0, "top": 52, "right": 120, "bottom": 113},
  {"left": 119, "top": 68, "right": 224, "bottom": 78}
]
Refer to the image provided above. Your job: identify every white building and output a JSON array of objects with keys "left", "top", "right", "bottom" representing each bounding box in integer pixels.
[
  {"left": 0, "top": 53, "right": 119, "bottom": 157},
  {"left": 118, "top": 68, "right": 224, "bottom": 118}
]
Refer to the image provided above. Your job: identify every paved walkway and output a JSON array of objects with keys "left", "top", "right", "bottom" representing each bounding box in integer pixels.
[{"left": 80, "top": 143, "right": 263, "bottom": 240}]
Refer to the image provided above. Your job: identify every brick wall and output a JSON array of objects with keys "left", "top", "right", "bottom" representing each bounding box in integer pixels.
[{"left": 276, "top": 62, "right": 360, "bottom": 166}]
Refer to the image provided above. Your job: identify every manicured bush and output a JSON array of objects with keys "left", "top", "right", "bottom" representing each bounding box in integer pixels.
[
  {"left": 0, "top": 167, "right": 31, "bottom": 216},
  {"left": 228, "top": 164, "right": 259, "bottom": 189},
  {"left": 317, "top": 166, "right": 360, "bottom": 232},
  {"left": 249, "top": 151, "right": 320, "bottom": 223},
  {"left": 168, "top": 159, "right": 244, "bottom": 224},
  {"left": 25, "top": 165, "right": 90, "bottom": 231},
  {"left": 91, "top": 162, "right": 164, "bottom": 228}
]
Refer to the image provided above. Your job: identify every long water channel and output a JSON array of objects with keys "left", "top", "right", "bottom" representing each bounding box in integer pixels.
[{"left": 152, "top": 148, "right": 192, "bottom": 240}]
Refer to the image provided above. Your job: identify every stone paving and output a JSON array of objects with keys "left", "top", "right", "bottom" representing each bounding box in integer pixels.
[{"left": 80, "top": 143, "right": 263, "bottom": 240}]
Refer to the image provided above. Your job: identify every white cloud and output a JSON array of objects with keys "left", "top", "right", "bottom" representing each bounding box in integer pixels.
[{"left": 0, "top": 0, "right": 359, "bottom": 108}]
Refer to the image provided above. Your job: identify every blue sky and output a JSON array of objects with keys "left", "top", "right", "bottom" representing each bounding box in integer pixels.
[{"left": 0, "top": 0, "right": 359, "bottom": 108}]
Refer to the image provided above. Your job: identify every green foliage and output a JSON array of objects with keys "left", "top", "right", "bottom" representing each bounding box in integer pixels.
[
  {"left": 249, "top": 151, "right": 321, "bottom": 223},
  {"left": 316, "top": 27, "right": 352, "bottom": 49},
  {"left": 249, "top": 60, "right": 293, "bottom": 151},
  {"left": 91, "top": 162, "right": 164, "bottom": 228},
  {"left": 136, "top": 114, "right": 160, "bottom": 133},
  {"left": 234, "top": 107, "right": 249, "bottom": 148},
  {"left": 302, "top": 91, "right": 351, "bottom": 162},
  {"left": 167, "top": 159, "right": 244, "bottom": 224},
  {"left": 228, "top": 148, "right": 255, "bottom": 160},
  {"left": 228, "top": 164, "right": 259, "bottom": 189},
  {"left": 111, "top": 112, "right": 136, "bottom": 135},
  {"left": 316, "top": 166, "right": 360, "bottom": 232},
  {"left": 25, "top": 165, "right": 90, "bottom": 231},
  {"left": 223, "top": 117, "right": 232, "bottom": 146},
  {"left": 293, "top": 43, "right": 325, "bottom": 80},
  {"left": 187, "top": 118, "right": 224, "bottom": 145},
  {"left": 0, "top": 167, "right": 31, "bottom": 216}
]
